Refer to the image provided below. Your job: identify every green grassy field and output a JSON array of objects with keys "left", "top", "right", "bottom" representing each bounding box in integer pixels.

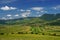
[
  {"left": 0, "top": 25, "right": 60, "bottom": 40},
  {"left": 0, "top": 17, "right": 60, "bottom": 40},
  {"left": 0, "top": 34, "right": 60, "bottom": 40}
]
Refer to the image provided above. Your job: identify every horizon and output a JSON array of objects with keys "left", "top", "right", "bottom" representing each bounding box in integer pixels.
[
  {"left": 0, "top": 0, "right": 60, "bottom": 19},
  {"left": 0, "top": 13, "right": 60, "bottom": 20}
]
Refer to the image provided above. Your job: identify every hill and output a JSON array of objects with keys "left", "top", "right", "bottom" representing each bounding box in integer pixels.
[
  {"left": 0, "top": 13, "right": 60, "bottom": 40},
  {"left": 0, "top": 13, "right": 60, "bottom": 25}
]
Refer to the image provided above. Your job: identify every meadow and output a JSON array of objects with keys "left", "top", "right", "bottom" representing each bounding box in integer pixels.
[
  {"left": 0, "top": 17, "right": 60, "bottom": 40},
  {"left": 0, "top": 25, "right": 60, "bottom": 40},
  {"left": 0, "top": 34, "right": 60, "bottom": 40}
]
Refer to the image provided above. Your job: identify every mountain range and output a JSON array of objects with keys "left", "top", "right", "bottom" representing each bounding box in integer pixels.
[{"left": 0, "top": 13, "right": 60, "bottom": 26}]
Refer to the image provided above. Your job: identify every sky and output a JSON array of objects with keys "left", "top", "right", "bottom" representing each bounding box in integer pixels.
[{"left": 0, "top": 0, "right": 60, "bottom": 19}]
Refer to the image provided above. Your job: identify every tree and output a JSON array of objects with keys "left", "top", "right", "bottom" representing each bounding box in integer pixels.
[{"left": 0, "top": 33, "right": 4, "bottom": 35}]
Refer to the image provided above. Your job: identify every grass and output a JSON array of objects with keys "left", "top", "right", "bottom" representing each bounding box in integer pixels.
[
  {"left": 0, "top": 34, "right": 60, "bottom": 40},
  {"left": 0, "top": 25, "right": 60, "bottom": 40},
  {"left": 0, "top": 16, "right": 60, "bottom": 40}
]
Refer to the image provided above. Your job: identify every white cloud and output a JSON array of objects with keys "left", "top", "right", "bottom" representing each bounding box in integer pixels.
[
  {"left": 52, "top": 5, "right": 60, "bottom": 10},
  {"left": 40, "top": 10, "right": 47, "bottom": 13},
  {"left": 36, "top": 10, "right": 48, "bottom": 14},
  {"left": 26, "top": 10, "right": 31, "bottom": 12},
  {"left": 21, "top": 11, "right": 31, "bottom": 17},
  {"left": 20, "top": 9, "right": 25, "bottom": 12},
  {"left": 53, "top": 7, "right": 57, "bottom": 10},
  {"left": 44, "top": 11, "right": 48, "bottom": 13},
  {"left": 7, "top": 14, "right": 12, "bottom": 17},
  {"left": 36, "top": 11, "right": 44, "bottom": 14},
  {"left": 0, "top": 6, "right": 17, "bottom": 10},
  {"left": 0, "top": 0, "right": 17, "bottom": 4},
  {"left": 20, "top": 9, "right": 31, "bottom": 17},
  {"left": 8, "top": 17, "right": 13, "bottom": 19},
  {"left": 1, "top": 17, "right": 13, "bottom": 20},
  {"left": 20, "top": 9, "right": 31, "bottom": 12},
  {"left": 1, "top": 17, "right": 7, "bottom": 20},
  {"left": 38, "top": 15, "right": 42, "bottom": 17},
  {"left": 15, "top": 14, "right": 19, "bottom": 17},
  {"left": 31, "top": 7, "right": 44, "bottom": 11},
  {"left": 10, "top": 7, "right": 17, "bottom": 10},
  {"left": 40, "top": 11, "right": 44, "bottom": 12},
  {"left": 21, "top": 14, "right": 27, "bottom": 17}
]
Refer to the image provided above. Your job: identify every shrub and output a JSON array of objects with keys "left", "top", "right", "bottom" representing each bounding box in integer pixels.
[
  {"left": 35, "top": 33, "right": 38, "bottom": 34},
  {"left": 18, "top": 32, "right": 23, "bottom": 34},
  {"left": 42, "top": 33, "right": 45, "bottom": 35},
  {"left": 52, "top": 33, "right": 56, "bottom": 36},
  {"left": 11, "top": 33, "right": 14, "bottom": 34},
  {"left": 0, "top": 33, "right": 4, "bottom": 35},
  {"left": 31, "top": 32, "right": 34, "bottom": 34}
]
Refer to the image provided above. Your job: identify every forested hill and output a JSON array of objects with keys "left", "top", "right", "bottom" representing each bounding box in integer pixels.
[
  {"left": 40, "top": 13, "right": 60, "bottom": 20},
  {"left": 0, "top": 13, "right": 60, "bottom": 26}
]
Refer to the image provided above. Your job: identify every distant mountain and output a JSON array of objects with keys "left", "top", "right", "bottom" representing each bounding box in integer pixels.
[
  {"left": 0, "top": 13, "right": 60, "bottom": 26},
  {"left": 40, "top": 13, "right": 60, "bottom": 20}
]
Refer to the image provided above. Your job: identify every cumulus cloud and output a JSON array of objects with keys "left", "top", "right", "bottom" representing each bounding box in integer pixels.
[
  {"left": 21, "top": 14, "right": 27, "bottom": 17},
  {"left": 26, "top": 10, "right": 31, "bottom": 12},
  {"left": 31, "top": 7, "right": 44, "bottom": 11},
  {"left": 40, "top": 10, "right": 48, "bottom": 13},
  {"left": 1, "top": 17, "right": 7, "bottom": 20},
  {"left": 1, "top": 17, "right": 13, "bottom": 20},
  {"left": 20, "top": 9, "right": 31, "bottom": 17},
  {"left": 36, "top": 10, "right": 48, "bottom": 14},
  {"left": 40, "top": 11, "right": 44, "bottom": 12},
  {"left": 20, "top": 9, "right": 31, "bottom": 12},
  {"left": 52, "top": 5, "right": 60, "bottom": 10},
  {"left": 20, "top": 9, "right": 25, "bottom": 12},
  {"left": 0, "top": 0, "right": 17, "bottom": 4},
  {"left": 8, "top": 17, "right": 13, "bottom": 19},
  {"left": 7, "top": 14, "right": 12, "bottom": 17},
  {"left": 15, "top": 14, "right": 19, "bottom": 17},
  {"left": 21, "top": 10, "right": 31, "bottom": 17},
  {"left": 0, "top": 6, "right": 17, "bottom": 10},
  {"left": 38, "top": 15, "right": 42, "bottom": 17}
]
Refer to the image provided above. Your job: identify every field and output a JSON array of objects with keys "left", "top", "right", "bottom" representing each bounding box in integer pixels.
[
  {"left": 0, "top": 25, "right": 60, "bottom": 40},
  {"left": 0, "top": 17, "right": 60, "bottom": 40},
  {"left": 0, "top": 34, "right": 60, "bottom": 40}
]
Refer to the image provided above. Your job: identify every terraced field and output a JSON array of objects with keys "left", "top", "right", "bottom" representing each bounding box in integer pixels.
[
  {"left": 0, "top": 34, "right": 60, "bottom": 40},
  {"left": 0, "top": 25, "right": 60, "bottom": 40}
]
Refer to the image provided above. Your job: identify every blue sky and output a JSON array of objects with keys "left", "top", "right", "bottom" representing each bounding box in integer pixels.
[{"left": 0, "top": 0, "right": 60, "bottom": 19}]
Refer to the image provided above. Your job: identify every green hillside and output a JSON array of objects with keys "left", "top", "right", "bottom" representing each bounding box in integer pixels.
[{"left": 0, "top": 14, "right": 60, "bottom": 40}]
